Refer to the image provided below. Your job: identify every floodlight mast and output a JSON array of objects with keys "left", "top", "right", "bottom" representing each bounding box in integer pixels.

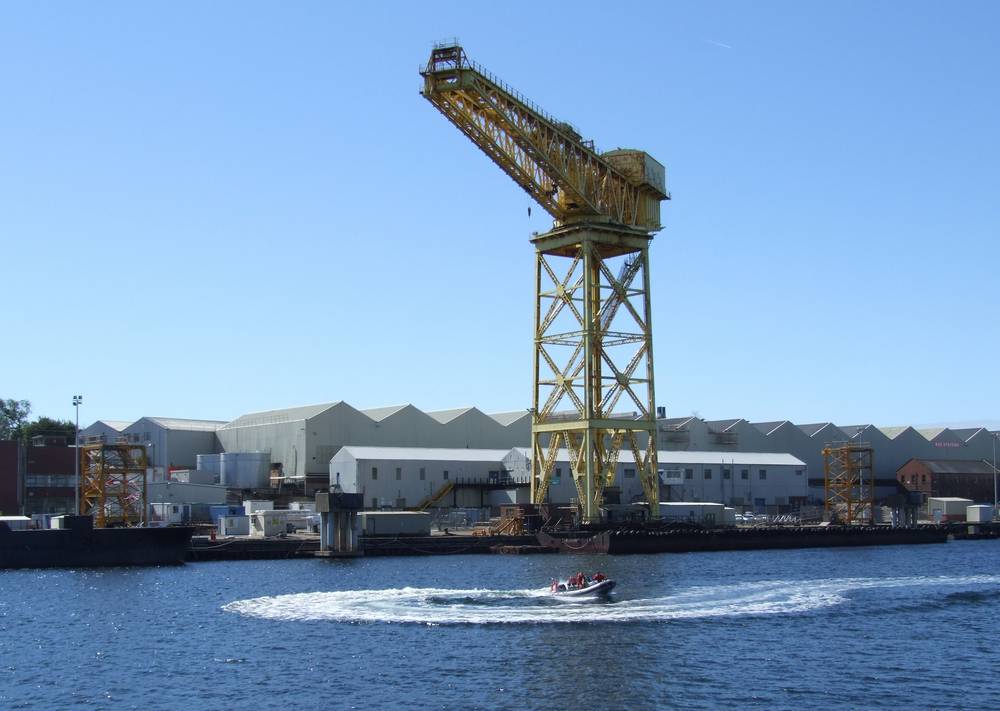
[{"left": 421, "top": 44, "right": 670, "bottom": 522}]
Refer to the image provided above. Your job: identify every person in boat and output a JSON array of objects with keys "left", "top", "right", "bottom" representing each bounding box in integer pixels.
[{"left": 593, "top": 572, "right": 607, "bottom": 583}]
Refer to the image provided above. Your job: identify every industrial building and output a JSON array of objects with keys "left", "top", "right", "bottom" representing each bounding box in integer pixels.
[
  {"left": 218, "top": 402, "right": 530, "bottom": 492},
  {"left": 896, "top": 458, "right": 999, "bottom": 503},
  {"left": 120, "top": 417, "right": 226, "bottom": 480},
  {"left": 71, "top": 400, "right": 996, "bottom": 516},
  {"left": 79, "top": 419, "right": 133, "bottom": 445},
  {"left": 331, "top": 446, "right": 806, "bottom": 512},
  {"left": 657, "top": 417, "right": 998, "bottom": 504},
  {"left": 329, "top": 446, "right": 525, "bottom": 510}
]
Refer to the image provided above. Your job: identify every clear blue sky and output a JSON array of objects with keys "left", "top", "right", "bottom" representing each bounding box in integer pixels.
[{"left": 2, "top": 1, "right": 998, "bottom": 429}]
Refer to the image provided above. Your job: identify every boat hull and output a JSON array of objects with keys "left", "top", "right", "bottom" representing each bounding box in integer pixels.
[
  {"left": 538, "top": 526, "right": 949, "bottom": 555},
  {"left": 0, "top": 525, "right": 195, "bottom": 569},
  {"left": 554, "top": 579, "right": 615, "bottom": 597}
]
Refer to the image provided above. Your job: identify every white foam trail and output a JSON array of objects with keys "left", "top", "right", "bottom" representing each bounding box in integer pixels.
[{"left": 221, "top": 575, "right": 1000, "bottom": 625}]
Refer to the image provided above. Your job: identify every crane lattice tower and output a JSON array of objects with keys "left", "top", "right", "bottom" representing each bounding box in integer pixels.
[
  {"left": 80, "top": 443, "right": 149, "bottom": 527},
  {"left": 823, "top": 441, "right": 874, "bottom": 525},
  {"left": 421, "top": 44, "right": 670, "bottom": 522}
]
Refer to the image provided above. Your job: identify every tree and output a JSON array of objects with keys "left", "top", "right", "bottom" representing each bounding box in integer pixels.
[
  {"left": 0, "top": 399, "right": 31, "bottom": 440},
  {"left": 21, "top": 416, "right": 77, "bottom": 443}
]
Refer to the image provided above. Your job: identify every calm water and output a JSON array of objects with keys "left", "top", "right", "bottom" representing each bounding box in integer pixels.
[{"left": 2, "top": 540, "right": 1000, "bottom": 710}]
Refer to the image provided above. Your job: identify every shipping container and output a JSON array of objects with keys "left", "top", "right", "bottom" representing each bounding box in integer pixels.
[
  {"left": 243, "top": 500, "right": 274, "bottom": 516},
  {"left": 927, "top": 497, "right": 973, "bottom": 522},
  {"left": 966, "top": 505, "right": 995, "bottom": 523},
  {"left": 249, "top": 510, "right": 287, "bottom": 537},
  {"left": 218, "top": 515, "right": 250, "bottom": 536},
  {"left": 0, "top": 516, "right": 32, "bottom": 531},
  {"left": 209, "top": 505, "right": 245, "bottom": 524}
]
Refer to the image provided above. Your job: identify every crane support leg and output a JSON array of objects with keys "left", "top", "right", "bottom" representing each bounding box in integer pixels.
[{"left": 530, "top": 222, "right": 660, "bottom": 522}]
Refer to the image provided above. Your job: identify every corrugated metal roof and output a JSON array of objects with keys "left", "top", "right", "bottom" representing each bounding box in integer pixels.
[
  {"left": 95, "top": 420, "right": 133, "bottom": 431},
  {"left": 916, "top": 427, "right": 952, "bottom": 441},
  {"left": 659, "top": 416, "right": 697, "bottom": 428},
  {"left": 336, "top": 446, "right": 515, "bottom": 462},
  {"left": 878, "top": 426, "right": 911, "bottom": 439},
  {"left": 752, "top": 421, "right": 787, "bottom": 436},
  {"left": 359, "top": 404, "right": 411, "bottom": 422},
  {"left": 488, "top": 411, "right": 531, "bottom": 426},
  {"left": 949, "top": 428, "right": 985, "bottom": 442},
  {"left": 797, "top": 423, "right": 831, "bottom": 437},
  {"left": 507, "top": 447, "right": 803, "bottom": 467},
  {"left": 425, "top": 407, "right": 476, "bottom": 424},
  {"left": 140, "top": 417, "right": 226, "bottom": 432},
  {"left": 918, "top": 459, "right": 996, "bottom": 475},
  {"left": 705, "top": 419, "right": 741, "bottom": 432},
  {"left": 221, "top": 402, "right": 343, "bottom": 429}
]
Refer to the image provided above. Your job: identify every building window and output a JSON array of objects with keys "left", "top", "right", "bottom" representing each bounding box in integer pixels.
[
  {"left": 704, "top": 469, "right": 712, "bottom": 480},
  {"left": 795, "top": 469, "right": 803, "bottom": 476},
  {"left": 723, "top": 468, "right": 731, "bottom": 480},
  {"left": 371, "top": 467, "right": 378, "bottom": 481},
  {"left": 553, "top": 467, "right": 562, "bottom": 485},
  {"left": 741, "top": 469, "right": 749, "bottom": 480},
  {"left": 419, "top": 467, "right": 426, "bottom": 481},
  {"left": 759, "top": 469, "right": 767, "bottom": 480},
  {"left": 684, "top": 468, "right": 694, "bottom": 479},
  {"left": 395, "top": 467, "right": 401, "bottom": 481},
  {"left": 921, "top": 474, "right": 927, "bottom": 484},
  {"left": 624, "top": 468, "right": 635, "bottom": 479},
  {"left": 443, "top": 470, "right": 449, "bottom": 480}
]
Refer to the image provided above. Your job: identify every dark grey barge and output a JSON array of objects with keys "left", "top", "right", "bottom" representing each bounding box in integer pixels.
[
  {"left": 538, "top": 525, "right": 950, "bottom": 555},
  {"left": 0, "top": 516, "right": 195, "bottom": 569}
]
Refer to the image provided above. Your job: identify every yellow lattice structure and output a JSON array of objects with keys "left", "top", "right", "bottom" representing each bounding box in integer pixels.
[
  {"left": 80, "top": 443, "right": 148, "bottom": 527},
  {"left": 421, "top": 44, "right": 668, "bottom": 523},
  {"left": 823, "top": 442, "right": 874, "bottom": 525}
]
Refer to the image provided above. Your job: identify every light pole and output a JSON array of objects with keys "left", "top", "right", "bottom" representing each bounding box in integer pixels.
[
  {"left": 993, "top": 431, "right": 997, "bottom": 519},
  {"left": 73, "top": 395, "right": 82, "bottom": 516}
]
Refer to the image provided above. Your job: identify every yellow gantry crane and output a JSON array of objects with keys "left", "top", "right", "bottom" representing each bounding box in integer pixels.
[{"left": 421, "top": 44, "right": 669, "bottom": 522}]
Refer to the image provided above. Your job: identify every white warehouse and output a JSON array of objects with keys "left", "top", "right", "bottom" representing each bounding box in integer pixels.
[
  {"left": 331, "top": 446, "right": 805, "bottom": 512},
  {"left": 329, "top": 446, "right": 528, "bottom": 510}
]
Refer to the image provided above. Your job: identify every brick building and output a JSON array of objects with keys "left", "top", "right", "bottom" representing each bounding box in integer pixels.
[
  {"left": 896, "top": 458, "right": 998, "bottom": 503},
  {"left": 0, "top": 440, "right": 20, "bottom": 514},
  {"left": 23, "top": 442, "right": 76, "bottom": 515}
]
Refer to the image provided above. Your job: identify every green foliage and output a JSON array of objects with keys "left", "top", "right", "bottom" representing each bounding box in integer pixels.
[
  {"left": 0, "top": 398, "right": 31, "bottom": 440},
  {"left": 21, "top": 416, "right": 78, "bottom": 442}
]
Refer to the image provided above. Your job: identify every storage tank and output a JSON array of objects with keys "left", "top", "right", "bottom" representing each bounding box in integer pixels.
[{"left": 220, "top": 452, "right": 270, "bottom": 489}]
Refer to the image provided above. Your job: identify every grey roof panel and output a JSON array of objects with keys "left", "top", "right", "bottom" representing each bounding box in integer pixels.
[
  {"left": 705, "top": 419, "right": 741, "bottom": 432},
  {"left": 94, "top": 420, "right": 133, "bottom": 432},
  {"left": 425, "top": 407, "right": 476, "bottom": 424},
  {"left": 752, "top": 421, "right": 786, "bottom": 436},
  {"left": 142, "top": 417, "right": 226, "bottom": 432},
  {"left": 221, "top": 402, "right": 343, "bottom": 429},
  {"left": 336, "top": 446, "right": 514, "bottom": 462},
  {"left": 360, "top": 404, "right": 411, "bottom": 422},
  {"left": 488, "top": 411, "right": 531, "bottom": 427},
  {"left": 918, "top": 459, "right": 996, "bottom": 475}
]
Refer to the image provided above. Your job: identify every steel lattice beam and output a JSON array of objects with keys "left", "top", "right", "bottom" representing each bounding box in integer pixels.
[
  {"left": 823, "top": 442, "right": 874, "bottom": 525},
  {"left": 80, "top": 443, "right": 148, "bottom": 527},
  {"left": 530, "top": 223, "right": 659, "bottom": 522}
]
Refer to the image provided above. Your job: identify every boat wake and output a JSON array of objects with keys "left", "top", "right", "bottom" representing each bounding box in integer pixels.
[{"left": 222, "top": 574, "right": 1000, "bottom": 625}]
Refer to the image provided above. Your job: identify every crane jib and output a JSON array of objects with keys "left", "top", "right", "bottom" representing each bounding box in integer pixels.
[{"left": 420, "top": 44, "right": 668, "bottom": 232}]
